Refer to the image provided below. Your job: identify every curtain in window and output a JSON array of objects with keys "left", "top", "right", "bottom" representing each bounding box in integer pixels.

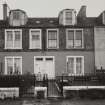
[
  {"left": 31, "top": 31, "right": 40, "bottom": 49},
  {"left": 6, "top": 31, "right": 13, "bottom": 48},
  {"left": 14, "top": 58, "right": 21, "bottom": 74},
  {"left": 48, "top": 31, "right": 57, "bottom": 48},
  {"left": 67, "top": 58, "right": 74, "bottom": 74},
  {"left": 6, "top": 57, "right": 22, "bottom": 75},
  {"left": 6, "top": 58, "right": 13, "bottom": 75},
  {"left": 6, "top": 30, "right": 21, "bottom": 49},
  {"left": 67, "top": 30, "right": 74, "bottom": 48},
  {"left": 76, "top": 58, "right": 82, "bottom": 74},
  {"left": 75, "top": 30, "right": 82, "bottom": 47},
  {"left": 67, "top": 57, "right": 83, "bottom": 75}
]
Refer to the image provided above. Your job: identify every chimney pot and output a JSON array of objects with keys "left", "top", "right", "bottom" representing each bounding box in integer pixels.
[{"left": 77, "top": 5, "right": 86, "bottom": 18}]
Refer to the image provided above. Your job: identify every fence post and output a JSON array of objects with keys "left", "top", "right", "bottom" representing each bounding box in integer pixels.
[
  {"left": 0, "top": 62, "right": 3, "bottom": 75},
  {"left": 34, "top": 74, "right": 36, "bottom": 87},
  {"left": 61, "top": 74, "right": 63, "bottom": 97}
]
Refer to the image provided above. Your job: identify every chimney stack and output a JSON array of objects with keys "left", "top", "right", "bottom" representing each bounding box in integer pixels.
[
  {"left": 3, "top": 3, "right": 7, "bottom": 20},
  {"left": 77, "top": 5, "right": 86, "bottom": 18}
]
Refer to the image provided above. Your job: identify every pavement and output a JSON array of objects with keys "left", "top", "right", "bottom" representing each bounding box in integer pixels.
[{"left": 1, "top": 98, "right": 105, "bottom": 105}]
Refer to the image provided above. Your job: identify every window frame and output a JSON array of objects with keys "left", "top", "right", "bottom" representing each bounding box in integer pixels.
[
  {"left": 66, "top": 56, "right": 84, "bottom": 76},
  {"left": 66, "top": 29, "right": 84, "bottom": 49},
  {"left": 5, "top": 56, "right": 22, "bottom": 75},
  {"left": 47, "top": 29, "right": 59, "bottom": 49},
  {"left": 5, "top": 29, "right": 22, "bottom": 49},
  {"left": 29, "top": 29, "right": 42, "bottom": 49},
  {"left": 64, "top": 10, "right": 73, "bottom": 25},
  {"left": 63, "top": 10, "right": 76, "bottom": 26}
]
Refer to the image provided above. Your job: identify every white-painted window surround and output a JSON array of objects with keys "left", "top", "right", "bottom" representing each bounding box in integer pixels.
[
  {"left": 29, "top": 29, "right": 42, "bottom": 49},
  {"left": 47, "top": 29, "right": 59, "bottom": 49},
  {"left": 67, "top": 56, "right": 84, "bottom": 75},
  {"left": 5, "top": 29, "right": 22, "bottom": 49},
  {"left": 5, "top": 56, "right": 22, "bottom": 75},
  {"left": 66, "top": 29, "right": 83, "bottom": 48}
]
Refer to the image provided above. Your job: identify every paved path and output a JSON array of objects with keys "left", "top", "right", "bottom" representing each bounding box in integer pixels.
[{"left": 1, "top": 99, "right": 105, "bottom": 105}]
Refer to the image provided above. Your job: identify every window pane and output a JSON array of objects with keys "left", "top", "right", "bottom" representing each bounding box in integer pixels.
[
  {"left": 6, "top": 58, "right": 13, "bottom": 75},
  {"left": 13, "top": 12, "right": 20, "bottom": 20},
  {"left": 14, "top": 31, "right": 21, "bottom": 48},
  {"left": 75, "top": 30, "right": 82, "bottom": 47},
  {"left": 65, "top": 11, "right": 72, "bottom": 24},
  {"left": 6, "top": 31, "right": 13, "bottom": 48},
  {"left": 7, "top": 31, "right": 13, "bottom": 41},
  {"left": 36, "top": 58, "right": 43, "bottom": 61},
  {"left": 68, "top": 30, "right": 74, "bottom": 40},
  {"left": 67, "top": 30, "right": 74, "bottom": 48},
  {"left": 14, "top": 58, "right": 21, "bottom": 74},
  {"left": 46, "top": 58, "right": 53, "bottom": 61},
  {"left": 48, "top": 40, "right": 57, "bottom": 48},
  {"left": 32, "top": 35, "right": 40, "bottom": 40},
  {"left": 14, "top": 31, "right": 21, "bottom": 41},
  {"left": 48, "top": 31, "right": 57, "bottom": 40},
  {"left": 66, "top": 12, "right": 72, "bottom": 19},
  {"left": 67, "top": 58, "right": 74, "bottom": 74},
  {"left": 31, "top": 40, "right": 40, "bottom": 48},
  {"left": 76, "top": 58, "right": 82, "bottom": 74},
  {"left": 75, "top": 30, "right": 82, "bottom": 40},
  {"left": 31, "top": 31, "right": 40, "bottom": 37}
]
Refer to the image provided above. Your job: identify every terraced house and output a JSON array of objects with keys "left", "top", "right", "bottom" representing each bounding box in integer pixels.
[
  {"left": 0, "top": 3, "right": 105, "bottom": 99},
  {"left": 0, "top": 4, "right": 95, "bottom": 78}
]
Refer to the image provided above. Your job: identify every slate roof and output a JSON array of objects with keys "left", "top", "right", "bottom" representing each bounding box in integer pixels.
[
  {"left": 26, "top": 17, "right": 59, "bottom": 28},
  {"left": 0, "top": 17, "right": 105, "bottom": 28}
]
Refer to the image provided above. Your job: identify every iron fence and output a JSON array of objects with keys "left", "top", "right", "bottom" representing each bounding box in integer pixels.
[
  {"left": 0, "top": 72, "right": 105, "bottom": 98},
  {"left": 0, "top": 74, "right": 48, "bottom": 97}
]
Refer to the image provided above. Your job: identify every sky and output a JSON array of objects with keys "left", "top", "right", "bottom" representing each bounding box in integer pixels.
[{"left": 0, "top": 0, "right": 105, "bottom": 19}]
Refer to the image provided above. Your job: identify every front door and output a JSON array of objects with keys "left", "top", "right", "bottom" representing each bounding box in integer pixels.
[{"left": 34, "top": 56, "right": 55, "bottom": 79}]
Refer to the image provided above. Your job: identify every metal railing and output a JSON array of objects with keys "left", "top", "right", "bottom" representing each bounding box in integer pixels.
[
  {"left": 0, "top": 72, "right": 105, "bottom": 98},
  {"left": 55, "top": 73, "right": 105, "bottom": 96},
  {"left": 0, "top": 73, "right": 48, "bottom": 97}
]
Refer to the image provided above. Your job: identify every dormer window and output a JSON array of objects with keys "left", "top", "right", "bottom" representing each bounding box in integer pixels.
[
  {"left": 9, "top": 9, "right": 28, "bottom": 26},
  {"left": 59, "top": 9, "right": 77, "bottom": 25}
]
